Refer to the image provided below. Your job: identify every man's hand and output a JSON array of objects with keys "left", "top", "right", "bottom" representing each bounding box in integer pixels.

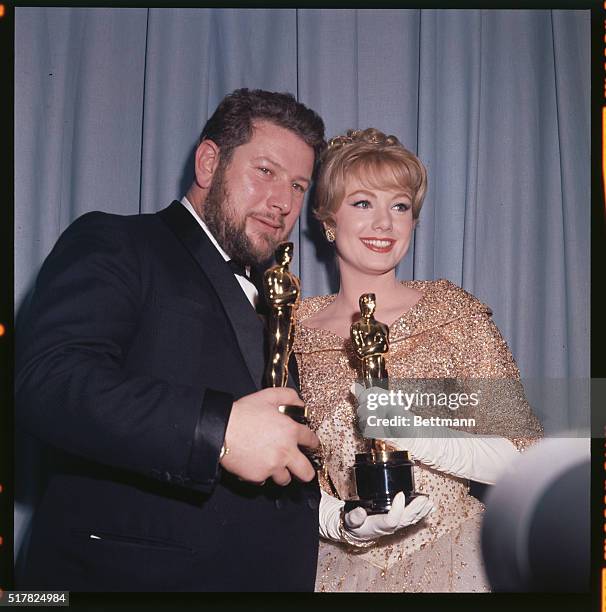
[{"left": 220, "top": 387, "right": 319, "bottom": 486}]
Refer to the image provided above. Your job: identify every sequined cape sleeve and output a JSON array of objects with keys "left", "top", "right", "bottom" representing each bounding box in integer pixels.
[
  {"left": 294, "top": 279, "right": 542, "bottom": 461},
  {"left": 400, "top": 281, "right": 544, "bottom": 448}
]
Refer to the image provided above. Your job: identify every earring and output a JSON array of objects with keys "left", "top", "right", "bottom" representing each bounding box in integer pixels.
[{"left": 325, "top": 227, "right": 335, "bottom": 243}]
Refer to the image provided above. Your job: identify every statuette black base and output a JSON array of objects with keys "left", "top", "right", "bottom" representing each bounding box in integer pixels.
[{"left": 345, "top": 450, "right": 419, "bottom": 515}]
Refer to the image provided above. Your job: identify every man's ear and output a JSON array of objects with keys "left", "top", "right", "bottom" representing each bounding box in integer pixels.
[{"left": 193, "top": 139, "right": 221, "bottom": 189}]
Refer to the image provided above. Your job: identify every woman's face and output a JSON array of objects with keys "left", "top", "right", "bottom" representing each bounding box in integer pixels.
[{"left": 332, "top": 174, "right": 415, "bottom": 276}]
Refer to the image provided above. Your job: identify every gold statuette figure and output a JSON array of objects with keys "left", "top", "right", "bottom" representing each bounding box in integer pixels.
[
  {"left": 350, "top": 293, "right": 389, "bottom": 390},
  {"left": 350, "top": 293, "right": 390, "bottom": 457},
  {"left": 348, "top": 292, "right": 416, "bottom": 513},
  {"left": 264, "top": 242, "right": 301, "bottom": 389}
]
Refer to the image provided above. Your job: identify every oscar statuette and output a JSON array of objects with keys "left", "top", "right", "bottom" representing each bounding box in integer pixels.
[
  {"left": 347, "top": 293, "right": 417, "bottom": 514},
  {"left": 263, "top": 242, "right": 307, "bottom": 424}
]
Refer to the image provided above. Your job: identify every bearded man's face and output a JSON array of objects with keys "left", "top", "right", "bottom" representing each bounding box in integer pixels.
[{"left": 202, "top": 121, "right": 314, "bottom": 265}]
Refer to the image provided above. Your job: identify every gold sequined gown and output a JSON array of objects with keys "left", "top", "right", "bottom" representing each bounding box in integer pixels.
[{"left": 293, "top": 279, "right": 543, "bottom": 593}]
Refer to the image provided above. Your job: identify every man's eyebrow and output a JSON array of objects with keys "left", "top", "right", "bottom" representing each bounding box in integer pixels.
[{"left": 253, "top": 156, "right": 311, "bottom": 184}]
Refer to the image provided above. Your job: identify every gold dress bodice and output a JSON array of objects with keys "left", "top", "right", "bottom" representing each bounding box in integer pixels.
[{"left": 294, "top": 279, "right": 543, "bottom": 592}]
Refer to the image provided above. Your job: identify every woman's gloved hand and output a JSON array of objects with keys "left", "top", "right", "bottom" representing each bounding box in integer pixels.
[{"left": 319, "top": 489, "right": 434, "bottom": 547}]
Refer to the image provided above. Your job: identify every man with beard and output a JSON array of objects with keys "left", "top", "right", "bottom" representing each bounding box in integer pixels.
[{"left": 16, "top": 89, "right": 326, "bottom": 591}]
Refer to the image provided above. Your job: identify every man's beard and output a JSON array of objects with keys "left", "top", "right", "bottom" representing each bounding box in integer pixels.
[{"left": 202, "top": 163, "right": 285, "bottom": 266}]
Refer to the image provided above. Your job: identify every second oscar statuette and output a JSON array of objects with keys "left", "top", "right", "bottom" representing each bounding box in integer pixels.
[{"left": 347, "top": 293, "right": 417, "bottom": 514}]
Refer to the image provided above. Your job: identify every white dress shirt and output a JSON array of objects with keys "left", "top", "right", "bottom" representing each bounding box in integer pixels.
[{"left": 180, "top": 197, "right": 258, "bottom": 308}]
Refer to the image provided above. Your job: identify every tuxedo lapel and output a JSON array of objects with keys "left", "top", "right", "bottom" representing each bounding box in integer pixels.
[
  {"left": 158, "top": 201, "right": 266, "bottom": 390},
  {"left": 287, "top": 353, "right": 300, "bottom": 390},
  {"left": 250, "top": 266, "right": 269, "bottom": 316}
]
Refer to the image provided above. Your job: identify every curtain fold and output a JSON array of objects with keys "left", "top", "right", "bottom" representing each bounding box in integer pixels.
[
  {"left": 15, "top": 8, "right": 148, "bottom": 309},
  {"left": 140, "top": 9, "right": 299, "bottom": 215},
  {"left": 298, "top": 9, "right": 423, "bottom": 291}
]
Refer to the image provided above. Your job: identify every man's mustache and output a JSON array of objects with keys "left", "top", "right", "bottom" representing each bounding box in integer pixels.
[{"left": 250, "top": 214, "right": 286, "bottom": 232}]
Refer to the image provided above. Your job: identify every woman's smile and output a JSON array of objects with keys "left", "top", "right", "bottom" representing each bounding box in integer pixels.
[{"left": 359, "top": 237, "right": 396, "bottom": 253}]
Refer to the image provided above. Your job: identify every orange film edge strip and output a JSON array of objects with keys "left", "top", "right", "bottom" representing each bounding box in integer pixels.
[
  {"left": 602, "top": 568, "right": 606, "bottom": 612},
  {"left": 603, "top": 107, "right": 606, "bottom": 213}
]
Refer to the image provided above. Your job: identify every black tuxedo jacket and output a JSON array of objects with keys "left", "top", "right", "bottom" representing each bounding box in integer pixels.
[{"left": 15, "top": 201, "right": 319, "bottom": 592}]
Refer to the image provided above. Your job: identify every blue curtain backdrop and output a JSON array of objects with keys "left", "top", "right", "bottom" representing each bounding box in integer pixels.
[{"left": 14, "top": 7, "right": 590, "bottom": 559}]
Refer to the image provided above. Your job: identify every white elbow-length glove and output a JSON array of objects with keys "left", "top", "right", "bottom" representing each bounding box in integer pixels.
[
  {"left": 353, "top": 383, "right": 519, "bottom": 485},
  {"left": 319, "top": 489, "right": 434, "bottom": 547}
]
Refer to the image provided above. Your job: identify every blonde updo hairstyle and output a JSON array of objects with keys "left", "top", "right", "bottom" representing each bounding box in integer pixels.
[{"left": 314, "top": 128, "right": 427, "bottom": 230}]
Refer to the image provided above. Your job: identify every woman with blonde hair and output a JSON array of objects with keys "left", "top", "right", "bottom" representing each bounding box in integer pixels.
[{"left": 294, "top": 128, "right": 542, "bottom": 592}]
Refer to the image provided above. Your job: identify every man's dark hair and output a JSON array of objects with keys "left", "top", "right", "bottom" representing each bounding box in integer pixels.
[{"left": 200, "top": 88, "right": 326, "bottom": 167}]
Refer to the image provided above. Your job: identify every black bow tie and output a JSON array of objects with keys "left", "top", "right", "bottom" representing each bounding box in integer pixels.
[
  {"left": 228, "top": 260, "right": 268, "bottom": 314},
  {"left": 227, "top": 260, "right": 250, "bottom": 279}
]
